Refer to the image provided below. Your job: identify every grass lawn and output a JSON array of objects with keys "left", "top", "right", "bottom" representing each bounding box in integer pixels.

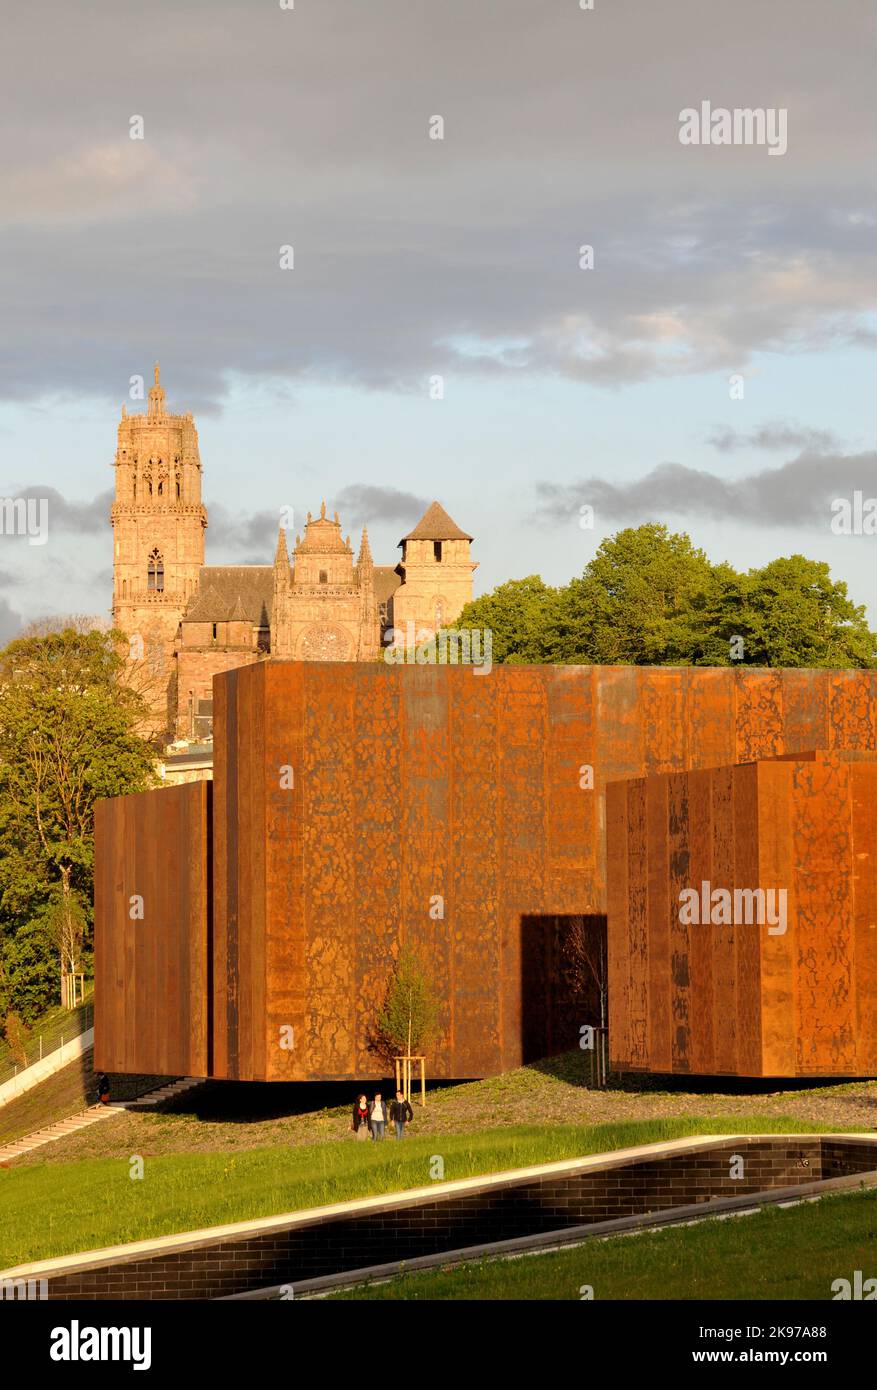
[
  {"left": 0, "top": 1114, "right": 859, "bottom": 1270},
  {"left": 9, "top": 1048, "right": 877, "bottom": 1170},
  {"left": 329, "top": 1187, "right": 877, "bottom": 1301}
]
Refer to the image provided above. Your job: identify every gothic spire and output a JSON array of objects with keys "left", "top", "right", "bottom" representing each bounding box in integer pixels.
[
  {"left": 273, "top": 526, "right": 290, "bottom": 589},
  {"left": 357, "top": 525, "right": 374, "bottom": 570}
]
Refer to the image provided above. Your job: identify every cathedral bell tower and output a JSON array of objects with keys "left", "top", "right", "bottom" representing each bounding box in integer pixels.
[{"left": 110, "top": 364, "right": 207, "bottom": 730}]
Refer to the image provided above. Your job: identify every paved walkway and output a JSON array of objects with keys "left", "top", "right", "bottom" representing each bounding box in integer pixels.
[{"left": 0, "top": 1077, "right": 203, "bottom": 1164}]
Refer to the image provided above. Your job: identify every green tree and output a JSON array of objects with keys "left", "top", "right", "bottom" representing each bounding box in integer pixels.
[
  {"left": 0, "top": 627, "right": 156, "bottom": 1012},
  {"left": 454, "top": 526, "right": 877, "bottom": 670},
  {"left": 371, "top": 945, "right": 441, "bottom": 1065},
  {"left": 443, "top": 576, "right": 565, "bottom": 664},
  {"left": 2, "top": 1011, "right": 31, "bottom": 1067},
  {"left": 558, "top": 523, "right": 719, "bottom": 664},
  {"left": 741, "top": 556, "right": 875, "bottom": 668},
  {"left": 0, "top": 922, "right": 57, "bottom": 1026}
]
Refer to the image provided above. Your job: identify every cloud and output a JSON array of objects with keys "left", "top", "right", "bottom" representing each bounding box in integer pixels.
[
  {"left": 2, "top": 1, "right": 877, "bottom": 405},
  {"left": 534, "top": 450, "right": 877, "bottom": 528},
  {"left": 206, "top": 504, "right": 280, "bottom": 553},
  {"left": 0, "top": 143, "right": 197, "bottom": 228},
  {"left": 0, "top": 595, "right": 24, "bottom": 646},
  {"left": 0, "top": 488, "right": 112, "bottom": 537},
  {"left": 707, "top": 421, "right": 844, "bottom": 454},
  {"left": 181, "top": 487, "right": 428, "bottom": 562},
  {"left": 332, "top": 485, "right": 428, "bottom": 525}
]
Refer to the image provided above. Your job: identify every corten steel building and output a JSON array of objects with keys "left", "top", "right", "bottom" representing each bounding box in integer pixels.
[
  {"left": 94, "top": 662, "right": 877, "bottom": 1082},
  {"left": 607, "top": 750, "right": 877, "bottom": 1079}
]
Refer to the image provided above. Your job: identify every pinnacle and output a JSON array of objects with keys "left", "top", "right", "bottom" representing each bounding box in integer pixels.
[
  {"left": 357, "top": 525, "right": 374, "bottom": 567},
  {"left": 274, "top": 526, "right": 289, "bottom": 569}
]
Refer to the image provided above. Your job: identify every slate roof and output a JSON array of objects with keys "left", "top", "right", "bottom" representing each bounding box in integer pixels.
[
  {"left": 182, "top": 566, "right": 274, "bottom": 627},
  {"left": 400, "top": 501, "right": 473, "bottom": 543},
  {"left": 182, "top": 557, "right": 405, "bottom": 629},
  {"left": 374, "top": 566, "right": 402, "bottom": 604}
]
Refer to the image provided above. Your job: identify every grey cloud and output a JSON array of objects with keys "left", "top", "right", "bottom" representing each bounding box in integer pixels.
[
  {"left": 2, "top": 1, "right": 877, "bottom": 404},
  {"left": 534, "top": 451, "right": 877, "bottom": 528},
  {"left": 332, "top": 485, "right": 428, "bottom": 526},
  {"left": 0, "top": 488, "right": 113, "bottom": 535},
  {"left": 707, "top": 421, "right": 844, "bottom": 454},
  {"left": 206, "top": 504, "right": 281, "bottom": 553},
  {"left": 0, "top": 596, "right": 24, "bottom": 645}
]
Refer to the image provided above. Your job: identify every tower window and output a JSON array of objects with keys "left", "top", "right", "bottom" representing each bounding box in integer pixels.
[
  {"left": 319, "top": 570, "right": 328, "bottom": 584},
  {"left": 147, "top": 548, "right": 164, "bottom": 592},
  {"left": 212, "top": 623, "right": 217, "bottom": 640},
  {"left": 434, "top": 541, "right": 442, "bottom": 562},
  {"left": 176, "top": 480, "right": 181, "bottom": 500}
]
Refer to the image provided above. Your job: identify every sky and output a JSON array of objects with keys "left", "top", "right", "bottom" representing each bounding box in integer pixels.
[{"left": 1, "top": 0, "right": 877, "bottom": 643}]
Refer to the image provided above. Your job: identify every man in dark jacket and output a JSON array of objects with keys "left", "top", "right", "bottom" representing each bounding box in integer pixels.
[{"left": 389, "top": 1090, "right": 414, "bottom": 1139}]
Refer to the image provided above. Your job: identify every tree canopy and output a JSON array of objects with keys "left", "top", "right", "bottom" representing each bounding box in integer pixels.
[
  {"left": 445, "top": 524, "right": 876, "bottom": 669},
  {"left": 0, "top": 626, "right": 156, "bottom": 1023},
  {"left": 370, "top": 945, "right": 441, "bottom": 1064}
]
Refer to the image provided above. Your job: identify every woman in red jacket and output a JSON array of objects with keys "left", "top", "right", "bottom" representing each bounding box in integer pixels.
[{"left": 351, "top": 1093, "right": 370, "bottom": 1140}]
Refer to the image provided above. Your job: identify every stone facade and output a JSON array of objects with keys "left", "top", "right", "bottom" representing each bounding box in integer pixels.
[
  {"left": 110, "top": 365, "right": 207, "bottom": 733},
  {"left": 270, "top": 505, "right": 381, "bottom": 663},
  {"left": 110, "top": 368, "right": 476, "bottom": 740}
]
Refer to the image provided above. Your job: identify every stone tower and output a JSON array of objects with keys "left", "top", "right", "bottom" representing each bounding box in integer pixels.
[
  {"left": 391, "top": 500, "right": 477, "bottom": 640},
  {"left": 111, "top": 364, "right": 207, "bottom": 730}
]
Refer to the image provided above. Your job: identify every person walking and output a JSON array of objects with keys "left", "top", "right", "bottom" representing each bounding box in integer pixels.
[
  {"left": 390, "top": 1090, "right": 413, "bottom": 1140},
  {"left": 351, "top": 1093, "right": 371, "bottom": 1140},
  {"left": 368, "top": 1092, "right": 386, "bottom": 1141}
]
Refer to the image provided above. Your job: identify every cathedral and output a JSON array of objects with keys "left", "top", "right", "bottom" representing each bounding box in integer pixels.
[{"left": 111, "top": 367, "right": 477, "bottom": 742}]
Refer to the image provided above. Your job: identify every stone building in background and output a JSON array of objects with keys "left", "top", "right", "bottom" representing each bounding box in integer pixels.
[{"left": 110, "top": 366, "right": 476, "bottom": 752}]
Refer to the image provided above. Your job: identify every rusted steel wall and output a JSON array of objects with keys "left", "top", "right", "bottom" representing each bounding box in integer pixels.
[
  {"left": 608, "top": 752, "right": 877, "bottom": 1077},
  {"left": 93, "top": 782, "right": 210, "bottom": 1077},
  {"left": 212, "top": 664, "right": 877, "bottom": 1081},
  {"left": 97, "top": 664, "right": 877, "bottom": 1081},
  {"left": 212, "top": 663, "right": 601, "bottom": 1080}
]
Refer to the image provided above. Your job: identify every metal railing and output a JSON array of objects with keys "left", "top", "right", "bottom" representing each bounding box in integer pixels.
[{"left": 0, "top": 1000, "right": 94, "bottom": 1089}]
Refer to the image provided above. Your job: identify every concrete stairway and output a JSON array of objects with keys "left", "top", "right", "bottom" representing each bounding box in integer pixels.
[
  {"left": 122, "top": 1077, "right": 204, "bottom": 1112},
  {"left": 0, "top": 1077, "right": 204, "bottom": 1164}
]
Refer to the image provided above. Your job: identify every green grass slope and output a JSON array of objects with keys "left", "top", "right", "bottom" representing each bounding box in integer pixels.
[
  {"left": 331, "top": 1187, "right": 877, "bottom": 1301},
  {"left": 0, "top": 1048, "right": 173, "bottom": 1148},
  {"left": 0, "top": 1115, "right": 859, "bottom": 1270}
]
